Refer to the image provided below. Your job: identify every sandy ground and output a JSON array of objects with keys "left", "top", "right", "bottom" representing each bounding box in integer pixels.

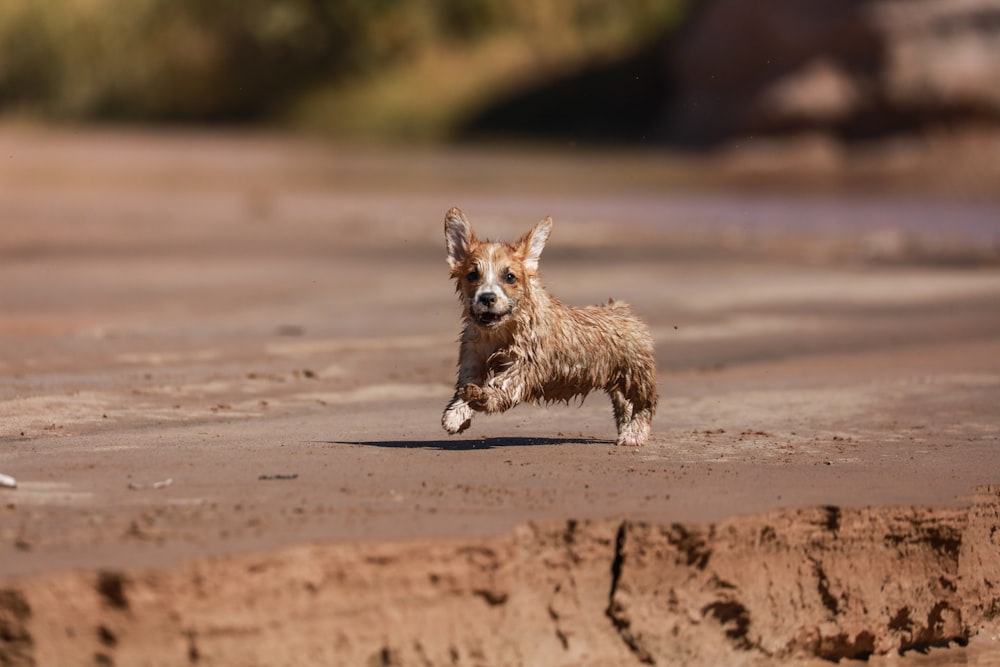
[{"left": 1, "top": 126, "right": 999, "bottom": 665}]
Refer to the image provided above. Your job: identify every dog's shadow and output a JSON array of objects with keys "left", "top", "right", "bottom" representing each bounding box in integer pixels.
[{"left": 325, "top": 436, "right": 613, "bottom": 451}]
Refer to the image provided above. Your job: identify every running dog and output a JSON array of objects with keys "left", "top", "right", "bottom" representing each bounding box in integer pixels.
[{"left": 441, "top": 207, "right": 657, "bottom": 446}]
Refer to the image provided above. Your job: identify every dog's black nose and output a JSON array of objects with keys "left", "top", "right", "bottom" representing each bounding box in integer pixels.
[{"left": 478, "top": 292, "right": 497, "bottom": 307}]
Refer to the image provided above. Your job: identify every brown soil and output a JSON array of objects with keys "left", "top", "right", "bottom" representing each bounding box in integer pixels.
[
  {"left": 1, "top": 126, "right": 999, "bottom": 665},
  {"left": 1, "top": 491, "right": 999, "bottom": 666}
]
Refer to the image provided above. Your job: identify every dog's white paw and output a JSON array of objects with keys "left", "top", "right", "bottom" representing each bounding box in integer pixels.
[
  {"left": 616, "top": 420, "right": 651, "bottom": 447},
  {"left": 442, "top": 401, "right": 474, "bottom": 434}
]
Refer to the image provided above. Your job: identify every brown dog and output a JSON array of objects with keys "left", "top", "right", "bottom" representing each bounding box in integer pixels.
[{"left": 441, "top": 208, "right": 657, "bottom": 446}]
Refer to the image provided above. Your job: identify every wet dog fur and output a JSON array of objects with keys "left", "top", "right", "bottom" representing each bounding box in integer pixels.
[{"left": 441, "top": 208, "right": 657, "bottom": 446}]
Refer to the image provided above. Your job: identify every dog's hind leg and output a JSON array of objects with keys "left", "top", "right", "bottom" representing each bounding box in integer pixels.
[{"left": 609, "top": 387, "right": 654, "bottom": 447}]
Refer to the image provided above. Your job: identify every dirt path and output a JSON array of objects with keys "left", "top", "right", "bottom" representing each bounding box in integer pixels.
[{"left": 1, "top": 126, "right": 999, "bottom": 664}]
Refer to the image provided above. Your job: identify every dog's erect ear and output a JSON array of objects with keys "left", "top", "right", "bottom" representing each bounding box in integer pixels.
[
  {"left": 520, "top": 216, "right": 552, "bottom": 272},
  {"left": 445, "top": 207, "right": 475, "bottom": 269}
]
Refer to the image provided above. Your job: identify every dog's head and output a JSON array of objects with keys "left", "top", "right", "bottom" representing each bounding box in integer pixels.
[{"left": 444, "top": 207, "right": 551, "bottom": 330}]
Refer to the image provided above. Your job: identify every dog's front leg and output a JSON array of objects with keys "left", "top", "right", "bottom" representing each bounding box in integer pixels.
[
  {"left": 460, "top": 370, "right": 524, "bottom": 414},
  {"left": 442, "top": 391, "right": 475, "bottom": 434},
  {"left": 442, "top": 339, "right": 482, "bottom": 434}
]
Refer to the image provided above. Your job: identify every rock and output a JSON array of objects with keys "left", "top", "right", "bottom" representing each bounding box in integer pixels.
[{"left": 668, "top": 0, "right": 1000, "bottom": 144}]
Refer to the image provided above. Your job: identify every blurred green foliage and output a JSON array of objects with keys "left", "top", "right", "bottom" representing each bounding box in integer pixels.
[{"left": 0, "top": 0, "right": 685, "bottom": 138}]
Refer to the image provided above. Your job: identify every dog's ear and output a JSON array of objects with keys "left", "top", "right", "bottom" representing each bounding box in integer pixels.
[
  {"left": 445, "top": 208, "right": 475, "bottom": 269},
  {"left": 520, "top": 216, "right": 552, "bottom": 272}
]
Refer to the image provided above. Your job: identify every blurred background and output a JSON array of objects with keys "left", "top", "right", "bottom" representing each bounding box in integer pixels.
[
  {"left": 2, "top": 0, "right": 999, "bottom": 357},
  {"left": 1, "top": 0, "right": 999, "bottom": 156},
  {"left": 0, "top": 0, "right": 684, "bottom": 140},
  {"left": 3, "top": 0, "right": 1000, "bottom": 348}
]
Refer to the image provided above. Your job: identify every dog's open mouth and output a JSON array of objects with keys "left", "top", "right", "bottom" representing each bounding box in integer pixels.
[{"left": 473, "top": 311, "right": 509, "bottom": 326}]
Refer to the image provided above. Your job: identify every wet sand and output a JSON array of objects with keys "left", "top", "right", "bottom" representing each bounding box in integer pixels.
[{"left": 1, "top": 126, "right": 999, "bottom": 664}]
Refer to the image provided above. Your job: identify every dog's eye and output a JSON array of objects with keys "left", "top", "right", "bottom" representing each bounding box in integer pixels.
[
  {"left": 504, "top": 271, "right": 517, "bottom": 284},
  {"left": 467, "top": 269, "right": 479, "bottom": 283}
]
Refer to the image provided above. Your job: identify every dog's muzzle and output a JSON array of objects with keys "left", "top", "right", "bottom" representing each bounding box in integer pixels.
[
  {"left": 471, "top": 301, "right": 511, "bottom": 327},
  {"left": 469, "top": 287, "right": 514, "bottom": 327},
  {"left": 469, "top": 289, "right": 512, "bottom": 326}
]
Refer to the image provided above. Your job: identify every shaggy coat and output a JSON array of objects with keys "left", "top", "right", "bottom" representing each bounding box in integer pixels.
[{"left": 441, "top": 208, "right": 657, "bottom": 446}]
